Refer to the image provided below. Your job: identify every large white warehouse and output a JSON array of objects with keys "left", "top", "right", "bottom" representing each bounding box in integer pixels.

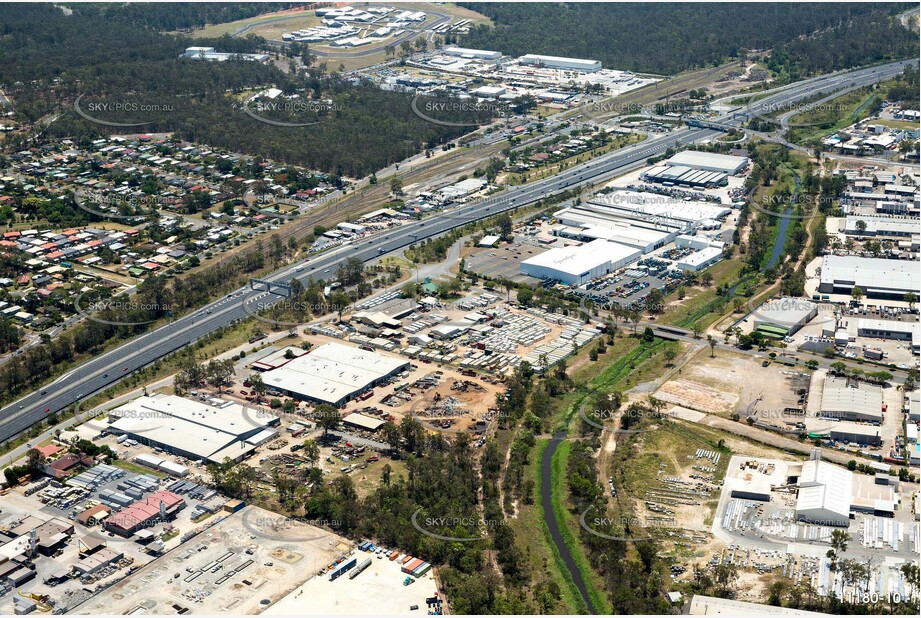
[
  {"left": 444, "top": 47, "right": 502, "bottom": 61},
  {"left": 521, "top": 239, "right": 641, "bottom": 285},
  {"left": 553, "top": 204, "right": 676, "bottom": 252},
  {"left": 666, "top": 150, "right": 749, "bottom": 175},
  {"left": 794, "top": 456, "right": 852, "bottom": 527},
  {"left": 587, "top": 191, "right": 731, "bottom": 230},
  {"left": 519, "top": 54, "right": 602, "bottom": 73},
  {"left": 107, "top": 395, "right": 279, "bottom": 464},
  {"left": 263, "top": 342, "right": 409, "bottom": 407},
  {"left": 818, "top": 255, "right": 920, "bottom": 299}
]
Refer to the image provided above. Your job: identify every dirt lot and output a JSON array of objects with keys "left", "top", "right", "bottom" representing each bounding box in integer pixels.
[{"left": 654, "top": 350, "right": 801, "bottom": 417}]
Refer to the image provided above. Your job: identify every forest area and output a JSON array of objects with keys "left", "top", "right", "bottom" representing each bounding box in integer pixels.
[
  {"left": 0, "top": 4, "right": 481, "bottom": 178},
  {"left": 458, "top": 3, "right": 918, "bottom": 76}
]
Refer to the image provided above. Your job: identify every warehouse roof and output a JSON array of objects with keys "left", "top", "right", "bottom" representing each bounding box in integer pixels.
[
  {"left": 679, "top": 246, "right": 722, "bottom": 267},
  {"left": 795, "top": 459, "right": 852, "bottom": 520},
  {"left": 109, "top": 395, "right": 277, "bottom": 462},
  {"left": 820, "top": 378, "right": 882, "bottom": 420},
  {"left": 587, "top": 191, "right": 731, "bottom": 226},
  {"left": 342, "top": 412, "right": 385, "bottom": 431},
  {"left": 844, "top": 215, "right": 918, "bottom": 236},
  {"left": 264, "top": 342, "right": 408, "bottom": 405},
  {"left": 666, "top": 150, "right": 748, "bottom": 173},
  {"left": 752, "top": 297, "right": 817, "bottom": 328},
  {"left": 820, "top": 255, "right": 920, "bottom": 294},
  {"left": 522, "top": 239, "right": 640, "bottom": 277}
]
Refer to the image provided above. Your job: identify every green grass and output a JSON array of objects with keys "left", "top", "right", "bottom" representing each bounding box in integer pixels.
[
  {"left": 785, "top": 86, "right": 889, "bottom": 146},
  {"left": 112, "top": 459, "right": 166, "bottom": 477}
]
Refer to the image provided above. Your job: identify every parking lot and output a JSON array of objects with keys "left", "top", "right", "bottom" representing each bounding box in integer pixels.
[{"left": 464, "top": 235, "right": 545, "bottom": 282}]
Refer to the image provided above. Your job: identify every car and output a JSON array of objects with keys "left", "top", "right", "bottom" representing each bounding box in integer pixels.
[
  {"left": 40, "top": 390, "right": 46, "bottom": 395},
  {"left": 103, "top": 373, "right": 108, "bottom": 378},
  {"left": 122, "top": 367, "right": 129, "bottom": 372},
  {"left": 44, "top": 408, "right": 50, "bottom": 413},
  {"left": 295, "top": 266, "right": 304, "bottom": 272}
]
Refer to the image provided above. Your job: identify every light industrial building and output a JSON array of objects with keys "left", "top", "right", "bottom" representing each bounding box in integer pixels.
[
  {"left": 641, "top": 164, "right": 729, "bottom": 188},
  {"left": 108, "top": 395, "right": 279, "bottom": 464},
  {"left": 751, "top": 297, "right": 818, "bottom": 338},
  {"left": 586, "top": 191, "right": 731, "bottom": 231},
  {"left": 519, "top": 54, "right": 602, "bottom": 73},
  {"left": 857, "top": 318, "right": 920, "bottom": 356},
  {"left": 675, "top": 247, "right": 723, "bottom": 272},
  {"left": 552, "top": 204, "right": 676, "bottom": 252},
  {"left": 794, "top": 455, "right": 852, "bottom": 527},
  {"left": 805, "top": 417, "right": 882, "bottom": 446},
  {"left": 818, "top": 255, "right": 920, "bottom": 300},
  {"left": 818, "top": 377, "right": 883, "bottom": 423},
  {"left": 665, "top": 150, "right": 749, "bottom": 175},
  {"left": 521, "top": 239, "right": 641, "bottom": 285},
  {"left": 443, "top": 47, "right": 502, "bottom": 61},
  {"left": 263, "top": 342, "right": 409, "bottom": 407},
  {"left": 842, "top": 215, "right": 919, "bottom": 238},
  {"left": 104, "top": 490, "right": 186, "bottom": 537},
  {"left": 182, "top": 47, "right": 269, "bottom": 62}
]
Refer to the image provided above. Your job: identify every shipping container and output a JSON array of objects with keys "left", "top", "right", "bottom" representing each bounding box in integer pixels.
[
  {"left": 329, "top": 557, "right": 357, "bottom": 581},
  {"left": 402, "top": 558, "right": 424, "bottom": 574},
  {"left": 349, "top": 558, "right": 372, "bottom": 579}
]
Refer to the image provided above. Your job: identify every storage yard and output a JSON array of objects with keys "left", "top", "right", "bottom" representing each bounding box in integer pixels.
[
  {"left": 71, "top": 506, "right": 347, "bottom": 615},
  {"left": 265, "top": 542, "right": 438, "bottom": 615},
  {"left": 0, "top": 462, "right": 233, "bottom": 614}
]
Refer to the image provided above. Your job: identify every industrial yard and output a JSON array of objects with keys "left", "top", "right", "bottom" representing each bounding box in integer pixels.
[{"left": 71, "top": 506, "right": 347, "bottom": 615}]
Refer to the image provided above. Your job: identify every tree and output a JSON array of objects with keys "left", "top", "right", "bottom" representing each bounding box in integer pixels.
[
  {"left": 301, "top": 439, "right": 320, "bottom": 468},
  {"left": 205, "top": 359, "right": 234, "bottom": 392},
  {"left": 905, "top": 292, "right": 918, "bottom": 310},
  {"left": 337, "top": 257, "right": 365, "bottom": 287},
  {"left": 497, "top": 213, "right": 513, "bottom": 241},
  {"left": 827, "top": 529, "right": 849, "bottom": 571},
  {"left": 709, "top": 337, "right": 717, "bottom": 358},
  {"left": 851, "top": 286, "right": 864, "bottom": 303},
  {"left": 382, "top": 421, "right": 401, "bottom": 454},
  {"left": 663, "top": 347, "right": 678, "bottom": 366},
  {"left": 248, "top": 372, "right": 266, "bottom": 402},
  {"left": 314, "top": 404, "right": 341, "bottom": 439}
]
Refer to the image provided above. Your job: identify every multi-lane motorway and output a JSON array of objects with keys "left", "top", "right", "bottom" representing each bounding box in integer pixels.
[{"left": 0, "top": 58, "right": 915, "bottom": 445}]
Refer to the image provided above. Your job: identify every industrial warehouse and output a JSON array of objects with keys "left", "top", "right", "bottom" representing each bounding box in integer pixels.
[
  {"left": 751, "top": 297, "right": 819, "bottom": 338},
  {"left": 107, "top": 395, "right": 280, "bottom": 463},
  {"left": 818, "top": 255, "right": 921, "bottom": 299},
  {"left": 641, "top": 150, "right": 750, "bottom": 188},
  {"left": 719, "top": 451, "right": 901, "bottom": 532},
  {"left": 521, "top": 239, "right": 642, "bottom": 285},
  {"left": 263, "top": 342, "right": 410, "bottom": 407}
]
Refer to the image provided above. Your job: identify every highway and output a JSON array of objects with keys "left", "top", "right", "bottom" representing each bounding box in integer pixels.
[{"left": 0, "top": 58, "right": 914, "bottom": 445}]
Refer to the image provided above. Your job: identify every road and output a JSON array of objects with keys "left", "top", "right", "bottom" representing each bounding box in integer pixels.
[{"left": 0, "top": 59, "right": 914, "bottom": 445}]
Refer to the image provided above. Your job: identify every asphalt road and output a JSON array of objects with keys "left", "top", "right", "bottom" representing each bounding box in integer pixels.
[{"left": 0, "top": 59, "right": 914, "bottom": 445}]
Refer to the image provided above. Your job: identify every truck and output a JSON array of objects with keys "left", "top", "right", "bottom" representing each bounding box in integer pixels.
[{"left": 349, "top": 558, "right": 372, "bottom": 579}]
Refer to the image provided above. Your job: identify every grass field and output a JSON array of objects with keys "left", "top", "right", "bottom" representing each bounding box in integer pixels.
[{"left": 785, "top": 84, "right": 892, "bottom": 146}]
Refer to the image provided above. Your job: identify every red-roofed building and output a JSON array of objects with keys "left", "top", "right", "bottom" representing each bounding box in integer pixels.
[
  {"left": 33, "top": 444, "right": 63, "bottom": 459},
  {"left": 104, "top": 490, "right": 186, "bottom": 537},
  {"left": 44, "top": 453, "right": 93, "bottom": 479}
]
